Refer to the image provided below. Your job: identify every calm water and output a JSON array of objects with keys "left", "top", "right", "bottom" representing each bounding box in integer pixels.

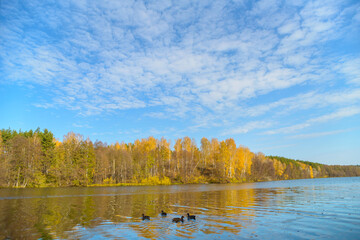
[{"left": 0, "top": 177, "right": 359, "bottom": 239}]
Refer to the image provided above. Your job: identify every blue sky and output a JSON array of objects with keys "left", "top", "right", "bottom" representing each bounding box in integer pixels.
[{"left": 1, "top": 0, "right": 360, "bottom": 165}]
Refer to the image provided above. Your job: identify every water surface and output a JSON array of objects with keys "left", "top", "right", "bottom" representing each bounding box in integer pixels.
[{"left": 0, "top": 177, "right": 359, "bottom": 239}]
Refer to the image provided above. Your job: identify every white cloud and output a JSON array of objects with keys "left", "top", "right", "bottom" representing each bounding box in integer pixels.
[
  {"left": 223, "top": 121, "right": 273, "bottom": 135},
  {"left": 265, "top": 106, "right": 360, "bottom": 135},
  {"left": 261, "top": 144, "right": 297, "bottom": 150},
  {"left": 288, "top": 129, "right": 351, "bottom": 139},
  {"left": 264, "top": 123, "right": 311, "bottom": 135},
  {"left": 278, "top": 20, "right": 300, "bottom": 35},
  {"left": 309, "top": 106, "right": 360, "bottom": 124},
  {"left": 1, "top": 0, "right": 359, "bottom": 131},
  {"left": 241, "top": 88, "right": 360, "bottom": 118},
  {"left": 338, "top": 58, "right": 360, "bottom": 85},
  {"left": 73, "top": 123, "right": 92, "bottom": 128}
]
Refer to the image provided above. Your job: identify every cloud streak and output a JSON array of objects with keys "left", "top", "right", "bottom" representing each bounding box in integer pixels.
[
  {"left": 1, "top": 0, "right": 359, "bottom": 138},
  {"left": 222, "top": 121, "right": 273, "bottom": 135},
  {"left": 288, "top": 129, "right": 352, "bottom": 140},
  {"left": 265, "top": 106, "right": 360, "bottom": 135}
]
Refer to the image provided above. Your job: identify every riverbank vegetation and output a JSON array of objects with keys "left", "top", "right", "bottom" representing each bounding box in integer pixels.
[{"left": 1, "top": 128, "right": 359, "bottom": 187}]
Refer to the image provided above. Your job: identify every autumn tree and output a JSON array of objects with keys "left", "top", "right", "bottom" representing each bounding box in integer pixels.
[{"left": 1, "top": 128, "right": 359, "bottom": 187}]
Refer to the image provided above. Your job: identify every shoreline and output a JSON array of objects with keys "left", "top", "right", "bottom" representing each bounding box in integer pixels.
[{"left": 2, "top": 175, "right": 359, "bottom": 189}]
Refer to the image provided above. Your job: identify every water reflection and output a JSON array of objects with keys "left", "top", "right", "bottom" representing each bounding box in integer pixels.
[{"left": 0, "top": 177, "right": 360, "bottom": 239}]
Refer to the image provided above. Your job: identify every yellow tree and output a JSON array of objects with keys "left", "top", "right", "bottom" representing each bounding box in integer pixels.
[
  {"left": 210, "top": 138, "right": 220, "bottom": 178},
  {"left": 182, "top": 136, "right": 192, "bottom": 181},
  {"left": 119, "top": 141, "right": 133, "bottom": 182},
  {"left": 273, "top": 159, "right": 285, "bottom": 178},
  {"left": 132, "top": 139, "right": 143, "bottom": 181},
  {"left": 235, "top": 146, "right": 253, "bottom": 178},
  {"left": 225, "top": 138, "right": 237, "bottom": 178},
  {"left": 189, "top": 138, "right": 200, "bottom": 179},
  {"left": 144, "top": 136, "right": 157, "bottom": 177},
  {"left": 114, "top": 142, "right": 121, "bottom": 150},
  {"left": 235, "top": 147, "right": 245, "bottom": 177},
  {"left": 158, "top": 137, "right": 171, "bottom": 177},
  {"left": 200, "top": 137, "right": 211, "bottom": 168},
  {"left": 219, "top": 140, "right": 229, "bottom": 179},
  {"left": 309, "top": 165, "right": 314, "bottom": 178},
  {"left": 174, "top": 138, "right": 182, "bottom": 175},
  {"left": 243, "top": 147, "right": 253, "bottom": 176}
]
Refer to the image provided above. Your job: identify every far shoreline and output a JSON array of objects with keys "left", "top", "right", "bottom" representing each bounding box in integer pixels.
[{"left": 2, "top": 176, "right": 359, "bottom": 189}]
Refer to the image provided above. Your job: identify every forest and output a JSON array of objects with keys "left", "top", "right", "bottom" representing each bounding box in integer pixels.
[{"left": 0, "top": 128, "right": 359, "bottom": 188}]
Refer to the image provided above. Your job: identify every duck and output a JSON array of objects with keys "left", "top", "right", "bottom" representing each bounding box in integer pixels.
[
  {"left": 172, "top": 216, "right": 184, "bottom": 223},
  {"left": 161, "top": 210, "right": 167, "bottom": 217},
  {"left": 142, "top": 214, "right": 150, "bottom": 220},
  {"left": 187, "top": 213, "right": 196, "bottom": 220}
]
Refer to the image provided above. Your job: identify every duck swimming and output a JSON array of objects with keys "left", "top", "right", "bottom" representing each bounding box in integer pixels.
[
  {"left": 161, "top": 210, "right": 167, "bottom": 217},
  {"left": 172, "top": 216, "right": 184, "bottom": 223},
  {"left": 142, "top": 214, "right": 150, "bottom": 220},
  {"left": 187, "top": 213, "right": 196, "bottom": 220}
]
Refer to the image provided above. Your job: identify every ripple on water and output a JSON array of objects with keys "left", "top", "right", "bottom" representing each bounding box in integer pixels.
[{"left": 1, "top": 177, "right": 360, "bottom": 239}]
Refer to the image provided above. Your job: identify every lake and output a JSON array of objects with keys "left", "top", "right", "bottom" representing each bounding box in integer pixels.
[{"left": 0, "top": 177, "right": 359, "bottom": 239}]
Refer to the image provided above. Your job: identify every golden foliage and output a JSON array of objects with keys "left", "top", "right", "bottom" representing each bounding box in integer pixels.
[{"left": 1, "top": 128, "right": 359, "bottom": 188}]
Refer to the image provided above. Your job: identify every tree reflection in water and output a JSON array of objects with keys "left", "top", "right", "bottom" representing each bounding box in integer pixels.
[{"left": 1, "top": 178, "right": 360, "bottom": 239}]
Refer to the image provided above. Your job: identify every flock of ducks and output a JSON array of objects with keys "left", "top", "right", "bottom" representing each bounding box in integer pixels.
[{"left": 142, "top": 211, "right": 196, "bottom": 223}]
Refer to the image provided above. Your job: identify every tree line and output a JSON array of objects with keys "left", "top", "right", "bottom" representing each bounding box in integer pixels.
[{"left": 0, "top": 128, "right": 359, "bottom": 187}]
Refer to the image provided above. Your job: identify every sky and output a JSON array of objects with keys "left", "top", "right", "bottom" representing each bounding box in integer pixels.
[{"left": 1, "top": 0, "right": 360, "bottom": 165}]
